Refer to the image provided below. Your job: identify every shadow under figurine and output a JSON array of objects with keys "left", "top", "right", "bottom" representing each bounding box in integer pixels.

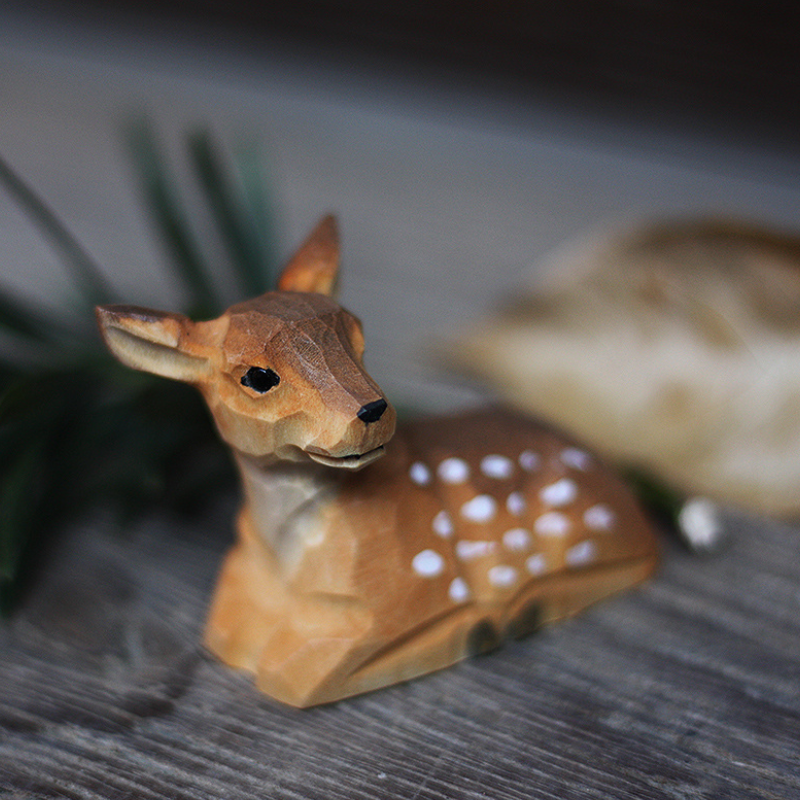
[{"left": 96, "top": 216, "right": 658, "bottom": 707}]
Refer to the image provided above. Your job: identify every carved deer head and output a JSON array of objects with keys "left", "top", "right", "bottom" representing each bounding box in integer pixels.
[{"left": 96, "top": 215, "right": 396, "bottom": 469}]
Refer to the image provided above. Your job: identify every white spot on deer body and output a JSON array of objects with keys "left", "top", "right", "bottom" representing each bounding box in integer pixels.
[
  {"left": 566, "top": 540, "right": 598, "bottom": 567},
  {"left": 526, "top": 553, "right": 547, "bottom": 575},
  {"left": 506, "top": 491, "right": 526, "bottom": 515},
  {"left": 460, "top": 494, "right": 497, "bottom": 523},
  {"left": 449, "top": 577, "right": 471, "bottom": 602},
  {"left": 456, "top": 540, "right": 497, "bottom": 560},
  {"left": 540, "top": 478, "right": 578, "bottom": 507},
  {"left": 503, "top": 528, "right": 531, "bottom": 551},
  {"left": 412, "top": 549, "right": 445, "bottom": 577},
  {"left": 534, "top": 511, "right": 571, "bottom": 537},
  {"left": 488, "top": 565, "right": 519, "bottom": 588},
  {"left": 409, "top": 462, "right": 431, "bottom": 486},
  {"left": 481, "top": 454, "right": 514, "bottom": 479},
  {"left": 561, "top": 448, "right": 593, "bottom": 471},
  {"left": 584, "top": 504, "right": 615, "bottom": 531},
  {"left": 432, "top": 510, "right": 454, "bottom": 538},
  {"left": 519, "top": 450, "right": 540, "bottom": 471},
  {"left": 438, "top": 457, "right": 470, "bottom": 484}
]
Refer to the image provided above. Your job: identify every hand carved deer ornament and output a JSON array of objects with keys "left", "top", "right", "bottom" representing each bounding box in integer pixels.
[{"left": 97, "top": 216, "right": 658, "bottom": 707}]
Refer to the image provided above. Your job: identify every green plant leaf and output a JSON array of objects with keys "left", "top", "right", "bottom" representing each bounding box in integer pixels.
[
  {"left": 125, "top": 121, "right": 219, "bottom": 318},
  {"left": 0, "top": 288, "right": 52, "bottom": 342},
  {"left": 234, "top": 140, "right": 280, "bottom": 291},
  {"left": 0, "top": 153, "right": 114, "bottom": 308},
  {"left": 0, "top": 443, "right": 47, "bottom": 610},
  {"left": 0, "top": 124, "right": 279, "bottom": 612},
  {"left": 0, "top": 287, "right": 83, "bottom": 356},
  {"left": 0, "top": 375, "right": 60, "bottom": 611},
  {"left": 188, "top": 129, "right": 271, "bottom": 297}
]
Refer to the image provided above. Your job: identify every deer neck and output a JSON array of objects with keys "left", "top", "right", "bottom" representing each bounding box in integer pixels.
[{"left": 234, "top": 454, "right": 344, "bottom": 569}]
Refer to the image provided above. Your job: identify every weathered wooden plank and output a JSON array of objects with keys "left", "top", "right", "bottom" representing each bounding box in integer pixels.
[{"left": 2, "top": 507, "right": 799, "bottom": 798}]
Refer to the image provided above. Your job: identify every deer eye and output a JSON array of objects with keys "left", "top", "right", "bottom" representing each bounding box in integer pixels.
[{"left": 241, "top": 366, "right": 280, "bottom": 393}]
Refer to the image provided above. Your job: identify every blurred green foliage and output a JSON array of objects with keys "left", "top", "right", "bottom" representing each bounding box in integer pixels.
[{"left": 0, "top": 122, "right": 280, "bottom": 612}]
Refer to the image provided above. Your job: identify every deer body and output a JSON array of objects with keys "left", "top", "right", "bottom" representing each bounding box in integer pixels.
[{"left": 97, "top": 217, "right": 658, "bottom": 707}]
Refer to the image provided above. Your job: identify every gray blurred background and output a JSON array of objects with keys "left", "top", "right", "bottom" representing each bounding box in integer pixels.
[{"left": 2, "top": 1, "right": 799, "bottom": 409}]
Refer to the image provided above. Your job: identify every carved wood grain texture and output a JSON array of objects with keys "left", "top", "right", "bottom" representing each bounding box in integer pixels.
[{"left": 2, "top": 500, "right": 798, "bottom": 799}]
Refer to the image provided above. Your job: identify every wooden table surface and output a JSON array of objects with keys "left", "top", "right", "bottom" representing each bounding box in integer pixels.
[{"left": 1, "top": 8, "right": 799, "bottom": 798}]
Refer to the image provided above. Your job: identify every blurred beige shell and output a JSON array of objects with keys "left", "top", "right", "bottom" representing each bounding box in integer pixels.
[{"left": 448, "top": 219, "right": 800, "bottom": 516}]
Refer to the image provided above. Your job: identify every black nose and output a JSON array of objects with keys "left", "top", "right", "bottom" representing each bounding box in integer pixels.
[{"left": 357, "top": 399, "right": 388, "bottom": 424}]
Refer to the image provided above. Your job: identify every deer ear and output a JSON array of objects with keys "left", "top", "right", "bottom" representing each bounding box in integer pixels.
[
  {"left": 96, "top": 305, "right": 211, "bottom": 383},
  {"left": 277, "top": 214, "right": 340, "bottom": 296}
]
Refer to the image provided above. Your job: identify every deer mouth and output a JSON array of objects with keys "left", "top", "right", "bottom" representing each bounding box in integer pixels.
[{"left": 306, "top": 446, "right": 385, "bottom": 470}]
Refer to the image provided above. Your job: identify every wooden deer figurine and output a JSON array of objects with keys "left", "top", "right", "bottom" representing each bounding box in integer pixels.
[{"left": 96, "top": 216, "right": 659, "bottom": 707}]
